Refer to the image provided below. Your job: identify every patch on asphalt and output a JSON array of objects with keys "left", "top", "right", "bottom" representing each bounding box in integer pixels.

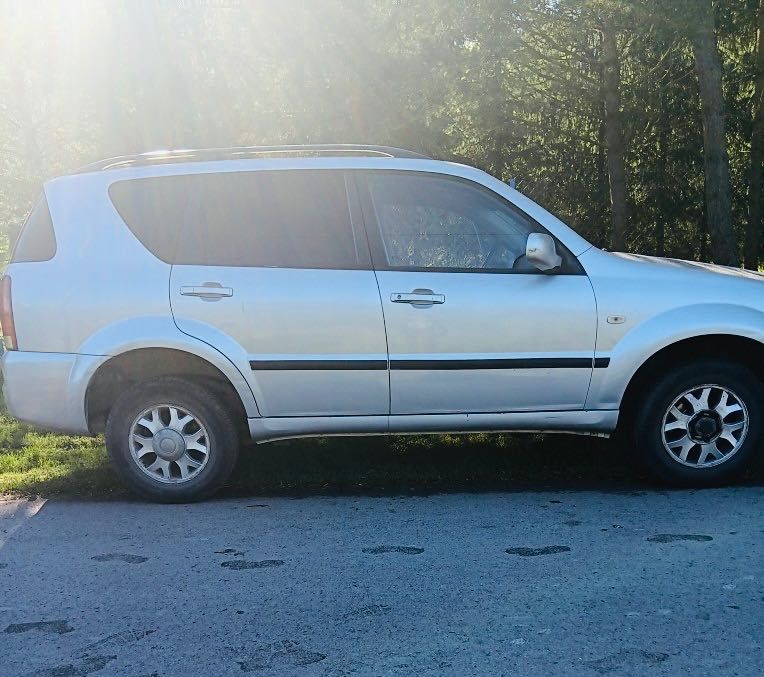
[
  {"left": 564, "top": 520, "right": 582, "bottom": 526},
  {"left": 586, "top": 649, "right": 669, "bottom": 673},
  {"left": 215, "top": 548, "right": 246, "bottom": 557},
  {"left": 80, "top": 628, "right": 156, "bottom": 656},
  {"left": 361, "top": 546, "right": 424, "bottom": 555},
  {"left": 91, "top": 553, "right": 148, "bottom": 564},
  {"left": 30, "top": 654, "right": 116, "bottom": 677},
  {"left": 343, "top": 604, "right": 391, "bottom": 619},
  {"left": 221, "top": 560, "right": 284, "bottom": 570},
  {"left": 237, "top": 639, "right": 326, "bottom": 671},
  {"left": 647, "top": 534, "right": 713, "bottom": 543},
  {"left": 5, "top": 620, "right": 74, "bottom": 635},
  {"left": 505, "top": 546, "right": 571, "bottom": 557}
]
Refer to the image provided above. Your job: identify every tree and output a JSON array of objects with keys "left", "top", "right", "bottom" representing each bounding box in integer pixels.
[
  {"left": 745, "top": 0, "right": 764, "bottom": 269},
  {"left": 490, "top": 0, "right": 633, "bottom": 249},
  {"left": 599, "top": 16, "right": 629, "bottom": 251},
  {"left": 0, "top": 0, "right": 759, "bottom": 267},
  {"left": 688, "top": 0, "right": 739, "bottom": 265}
]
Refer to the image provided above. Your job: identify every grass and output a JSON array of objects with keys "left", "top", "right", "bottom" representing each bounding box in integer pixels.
[
  {"left": 1, "top": 408, "right": 762, "bottom": 499},
  {"left": 0, "top": 406, "right": 636, "bottom": 498},
  {"left": 0, "top": 414, "right": 117, "bottom": 496}
]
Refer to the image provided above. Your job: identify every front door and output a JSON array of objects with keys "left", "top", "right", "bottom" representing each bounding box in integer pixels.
[
  {"left": 119, "top": 168, "right": 389, "bottom": 417},
  {"left": 356, "top": 170, "right": 598, "bottom": 414}
]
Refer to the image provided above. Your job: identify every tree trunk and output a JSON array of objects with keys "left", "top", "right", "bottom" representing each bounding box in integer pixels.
[
  {"left": 699, "top": 196, "right": 709, "bottom": 262},
  {"left": 744, "top": 0, "right": 764, "bottom": 270},
  {"left": 690, "top": 1, "right": 739, "bottom": 266},
  {"left": 597, "top": 109, "right": 608, "bottom": 245},
  {"left": 655, "top": 47, "right": 670, "bottom": 258},
  {"left": 600, "top": 25, "right": 629, "bottom": 252}
]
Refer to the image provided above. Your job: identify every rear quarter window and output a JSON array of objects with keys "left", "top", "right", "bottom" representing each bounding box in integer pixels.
[
  {"left": 108, "top": 170, "right": 364, "bottom": 269},
  {"left": 11, "top": 196, "right": 57, "bottom": 263}
]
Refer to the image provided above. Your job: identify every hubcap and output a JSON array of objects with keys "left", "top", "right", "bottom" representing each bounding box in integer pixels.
[
  {"left": 129, "top": 405, "right": 210, "bottom": 484},
  {"left": 661, "top": 384, "right": 749, "bottom": 468}
]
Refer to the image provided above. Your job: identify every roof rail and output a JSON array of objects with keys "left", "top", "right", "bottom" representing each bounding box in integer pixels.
[{"left": 73, "top": 144, "right": 431, "bottom": 173}]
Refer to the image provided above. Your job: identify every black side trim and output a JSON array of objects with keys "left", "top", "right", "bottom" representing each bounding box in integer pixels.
[
  {"left": 391, "top": 358, "right": 610, "bottom": 370},
  {"left": 250, "top": 357, "right": 610, "bottom": 371},
  {"left": 250, "top": 359, "right": 387, "bottom": 370}
]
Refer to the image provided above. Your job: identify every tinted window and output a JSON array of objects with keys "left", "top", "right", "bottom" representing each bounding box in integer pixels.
[
  {"left": 366, "top": 173, "right": 546, "bottom": 271},
  {"left": 12, "top": 196, "right": 57, "bottom": 263},
  {"left": 109, "top": 170, "right": 362, "bottom": 268}
]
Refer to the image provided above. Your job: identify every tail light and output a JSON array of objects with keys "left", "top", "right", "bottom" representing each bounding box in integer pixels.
[{"left": 0, "top": 276, "right": 17, "bottom": 350}]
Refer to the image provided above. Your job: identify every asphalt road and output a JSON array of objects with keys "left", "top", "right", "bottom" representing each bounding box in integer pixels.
[{"left": 1, "top": 489, "right": 762, "bottom": 676}]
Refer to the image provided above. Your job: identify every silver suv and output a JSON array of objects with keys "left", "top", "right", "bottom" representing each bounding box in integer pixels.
[{"left": 2, "top": 145, "right": 763, "bottom": 501}]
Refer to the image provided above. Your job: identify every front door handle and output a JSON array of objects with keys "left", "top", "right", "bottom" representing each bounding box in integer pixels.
[
  {"left": 391, "top": 289, "right": 445, "bottom": 306},
  {"left": 180, "top": 284, "right": 233, "bottom": 301}
]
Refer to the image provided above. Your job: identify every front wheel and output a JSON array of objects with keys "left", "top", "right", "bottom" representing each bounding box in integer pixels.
[
  {"left": 105, "top": 377, "right": 240, "bottom": 502},
  {"left": 633, "top": 360, "right": 762, "bottom": 486}
]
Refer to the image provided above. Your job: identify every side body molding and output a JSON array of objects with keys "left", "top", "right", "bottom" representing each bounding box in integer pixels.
[
  {"left": 248, "top": 410, "right": 619, "bottom": 443},
  {"left": 77, "top": 315, "right": 261, "bottom": 417}
]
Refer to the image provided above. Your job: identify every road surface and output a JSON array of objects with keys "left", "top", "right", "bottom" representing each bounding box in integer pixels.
[{"left": 1, "top": 489, "right": 762, "bottom": 675}]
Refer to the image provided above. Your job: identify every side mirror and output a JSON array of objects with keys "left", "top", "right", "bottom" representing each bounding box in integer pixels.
[{"left": 526, "top": 233, "right": 562, "bottom": 272}]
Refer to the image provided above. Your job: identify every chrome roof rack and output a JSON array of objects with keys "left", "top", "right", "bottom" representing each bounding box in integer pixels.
[{"left": 73, "top": 144, "right": 431, "bottom": 173}]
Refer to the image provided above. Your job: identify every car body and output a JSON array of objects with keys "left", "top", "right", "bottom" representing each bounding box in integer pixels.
[{"left": 2, "top": 145, "right": 763, "bottom": 500}]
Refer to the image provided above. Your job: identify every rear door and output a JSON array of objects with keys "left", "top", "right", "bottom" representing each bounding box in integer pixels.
[
  {"left": 111, "top": 169, "right": 389, "bottom": 417},
  {"left": 356, "top": 170, "right": 598, "bottom": 415}
]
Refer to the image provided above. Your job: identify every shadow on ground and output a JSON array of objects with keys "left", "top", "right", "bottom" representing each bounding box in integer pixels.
[
  {"left": 4, "top": 432, "right": 764, "bottom": 499},
  {"left": 225, "top": 434, "right": 642, "bottom": 496},
  {"left": 222, "top": 432, "right": 764, "bottom": 497}
]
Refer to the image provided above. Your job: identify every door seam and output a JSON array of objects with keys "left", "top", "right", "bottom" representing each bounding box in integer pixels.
[
  {"left": 583, "top": 272, "right": 600, "bottom": 408},
  {"left": 349, "top": 171, "right": 392, "bottom": 417}
]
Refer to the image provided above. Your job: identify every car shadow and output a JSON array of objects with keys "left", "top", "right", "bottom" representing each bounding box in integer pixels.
[{"left": 219, "top": 433, "right": 764, "bottom": 498}]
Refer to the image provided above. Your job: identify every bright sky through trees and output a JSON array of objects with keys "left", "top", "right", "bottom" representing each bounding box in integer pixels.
[{"left": 0, "top": 0, "right": 761, "bottom": 267}]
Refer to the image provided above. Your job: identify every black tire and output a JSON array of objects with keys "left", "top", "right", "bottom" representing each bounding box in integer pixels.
[
  {"left": 633, "top": 360, "right": 762, "bottom": 487},
  {"left": 105, "top": 377, "right": 240, "bottom": 502}
]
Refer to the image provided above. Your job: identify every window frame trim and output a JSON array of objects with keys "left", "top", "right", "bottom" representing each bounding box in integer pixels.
[{"left": 353, "top": 169, "right": 586, "bottom": 276}]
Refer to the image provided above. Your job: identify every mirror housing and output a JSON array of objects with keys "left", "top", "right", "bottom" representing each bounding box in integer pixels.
[{"left": 526, "top": 233, "right": 562, "bottom": 272}]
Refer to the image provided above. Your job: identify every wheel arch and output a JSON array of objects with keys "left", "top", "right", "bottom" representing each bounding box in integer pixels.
[
  {"left": 617, "top": 334, "right": 764, "bottom": 431},
  {"left": 86, "top": 347, "right": 251, "bottom": 436}
]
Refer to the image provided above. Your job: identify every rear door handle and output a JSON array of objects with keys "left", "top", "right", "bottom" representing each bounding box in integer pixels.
[
  {"left": 391, "top": 289, "right": 445, "bottom": 306},
  {"left": 180, "top": 284, "right": 233, "bottom": 300}
]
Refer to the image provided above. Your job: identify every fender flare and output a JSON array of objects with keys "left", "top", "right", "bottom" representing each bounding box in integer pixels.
[
  {"left": 77, "top": 315, "right": 261, "bottom": 417},
  {"left": 587, "top": 303, "right": 764, "bottom": 410}
]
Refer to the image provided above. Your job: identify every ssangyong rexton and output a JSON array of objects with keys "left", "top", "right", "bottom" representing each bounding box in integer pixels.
[{"left": 2, "top": 145, "right": 762, "bottom": 501}]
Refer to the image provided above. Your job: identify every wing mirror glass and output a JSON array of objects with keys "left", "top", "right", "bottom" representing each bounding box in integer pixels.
[{"left": 526, "top": 233, "right": 562, "bottom": 272}]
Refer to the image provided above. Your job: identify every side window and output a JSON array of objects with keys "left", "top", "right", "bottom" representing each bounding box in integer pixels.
[
  {"left": 11, "top": 196, "right": 57, "bottom": 263},
  {"left": 109, "top": 170, "right": 364, "bottom": 269},
  {"left": 364, "top": 172, "right": 550, "bottom": 272}
]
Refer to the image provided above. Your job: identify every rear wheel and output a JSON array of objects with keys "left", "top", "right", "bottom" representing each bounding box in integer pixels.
[
  {"left": 633, "top": 360, "right": 762, "bottom": 486},
  {"left": 105, "top": 377, "right": 239, "bottom": 502}
]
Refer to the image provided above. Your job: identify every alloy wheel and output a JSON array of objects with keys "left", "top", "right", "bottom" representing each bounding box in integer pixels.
[
  {"left": 661, "top": 384, "right": 749, "bottom": 468},
  {"left": 128, "top": 404, "right": 210, "bottom": 483}
]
